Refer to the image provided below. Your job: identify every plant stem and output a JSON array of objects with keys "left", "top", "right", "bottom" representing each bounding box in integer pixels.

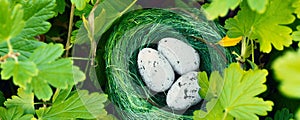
[
  {"left": 251, "top": 38, "right": 254, "bottom": 62},
  {"left": 65, "top": 4, "right": 75, "bottom": 57},
  {"left": 7, "top": 39, "right": 13, "bottom": 54}
]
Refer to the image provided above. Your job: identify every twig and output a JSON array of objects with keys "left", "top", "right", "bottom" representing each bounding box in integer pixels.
[{"left": 65, "top": 4, "right": 75, "bottom": 57}]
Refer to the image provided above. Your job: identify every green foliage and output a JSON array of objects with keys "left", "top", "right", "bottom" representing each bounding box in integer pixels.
[
  {"left": 246, "top": 0, "right": 268, "bottom": 13},
  {"left": 29, "top": 44, "right": 85, "bottom": 100},
  {"left": 0, "top": 0, "right": 24, "bottom": 42},
  {"left": 194, "top": 63, "right": 273, "bottom": 120},
  {"left": 0, "top": 39, "right": 45, "bottom": 60},
  {"left": 292, "top": 26, "right": 300, "bottom": 47},
  {"left": 265, "top": 108, "right": 294, "bottom": 120},
  {"left": 12, "top": 0, "right": 56, "bottom": 41},
  {"left": 0, "top": 0, "right": 110, "bottom": 119},
  {"left": 4, "top": 88, "right": 34, "bottom": 114},
  {"left": 225, "top": 0, "right": 296, "bottom": 53},
  {"left": 29, "top": 44, "right": 64, "bottom": 65},
  {"left": 293, "top": 0, "right": 300, "bottom": 18},
  {"left": 204, "top": 0, "right": 240, "bottom": 20},
  {"left": 73, "top": 0, "right": 138, "bottom": 44},
  {"left": 198, "top": 71, "right": 223, "bottom": 101},
  {"left": 71, "top": 0, "right": 90, "bottom": 11},
  {"left": 0, "top": 61, "right": 38, "bottom": 89},
  {"left": 1, "top": 44, "right": 86, "bottom": 100},
  {"left": 204, "top": 0, "right": 268, "bottom": 20},
  {"left": 36, "top": 90, "right": 108, "bottom": 119},
  {"left": 197, "top": 71, "right": 209, "bottom": 99},
  {"left": 273, "top": 49, "right": 300, "bottom": 98},
  {"left": 55, "top": 0, "right": 66, "bottom": 15},
  {"left": 0, "top": 107, "right": 34, "bottom": 120}
]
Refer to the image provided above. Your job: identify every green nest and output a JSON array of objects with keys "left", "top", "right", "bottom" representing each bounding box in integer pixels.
[{"left": 97, "top": 8, "right": 238, "bottom": 119}]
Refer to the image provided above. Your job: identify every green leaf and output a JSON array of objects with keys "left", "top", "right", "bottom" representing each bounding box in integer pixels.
[
  {"left": 247, "top": 0, "right": 268, "bottom": 13},
  {"left": 74, "top": 0, "right": 137, "bottom": 44},
  {"left": 36, "top": 90, "right": 108, "bottom": 119},
  {"left": 197, "top": 71, "right": 209, "bottom": 99},
  {"left": 198, "top": 71, "right": 224, "bottom": 101},
  {"left": 71, "top": 0, "right": 90, "bottom": 11},
  {"left": 31, "top": 58, "right": 82, "bottom": 100},
  {"left": 0, "top": 39, "right": 45, "bottom": 60},
  {"left": 272, "top": 49, "right": 300, "bottom": 98},
  {"left": 204, "top": 0, "right": 241, "bottom": 20},
  {"left": 292, "top": 25, "right": 300, "bottom": 47},
  {"left": 193, "top": 99, "right": 233, "bottom": 120},
  {"left": 225, "top": 0, "right": 296, "bottom": 53},
  {"left": 25, "top": 44, "right": 86, "bottom": 100},
  {"left": 0, "top": 0, "right": 25, "bottom": 42},
  {"left": 0, "top": 61, "right": 38, "bottom": 89},
  {"left": 220, "top": 63, "right": 273, "bottom": 119},
  {"left": 293, "top": 0, "right": 300, "bottom": 18},
  {"left": 29, "top": 43, "right": 64, "bottom": 65},
  {"left": 194, "top": 63, "right": 273, "bottom": 120},
  {"left": 12, "top": 0, "right": 55, "bottom": 41},
  {"left": 4, "top": 88, "right": 34, "bottom": 114},
  {"left": 54, "top": 0, "right": 66, "bottom": 15},
  {"left": 265, "top": 108, "right": 294, "bottom": 120},
  {"left": 32, "top": 77, "right": 53, "bottom": 101},
  {"left": 74, "top": 2, "right": 93, "bottom": 17},
  {"left": 52, "top": 86, "right": 73, "bottom": 103},
  {"left": 73, "top": 66, "right": 86, "bottom": 84},
  {"left": 0, "top": 107, "right": 34, "bottom": 120}
]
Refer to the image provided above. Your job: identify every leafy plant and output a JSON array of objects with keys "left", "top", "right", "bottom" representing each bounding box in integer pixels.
[
  {"left": 1, "top": 0, "right": 300, "bottom": 119},
  {"left": 0, "top": 0, "right": 109, "bottom": 119},
  {"left": 194, "top": 63, "right": 273, "bottom": 120},
  {"left": 196, "top": 0, "right": 300, "bottom": 119},
  {"left": 265, "top": 108, "right": 294, "bottom": 120},
  {"left": 204, "top": 0, "right": 268, "bottom": 20}
]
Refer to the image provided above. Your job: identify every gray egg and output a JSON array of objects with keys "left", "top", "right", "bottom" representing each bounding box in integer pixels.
[
  {"left": 137, "top": 48, "right": 175, "bottom": 92},
  {"left": 158, "top": 38, "right": 200, "bottom": 75},
  {"left": 166, "top": 71, "right": 201, "bottom": 110}
]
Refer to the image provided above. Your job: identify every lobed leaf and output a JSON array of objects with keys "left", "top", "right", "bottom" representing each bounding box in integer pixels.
[
  {"left": 225, "top": 0, "right": 296, "bottom": 53},
  {"left": 0, "top": 0, "right": 24, "bottom": 42},
  {"left": 0, "top": 107, "right": 34, "bottom": 120},
  {"left": 71, "top": 0, "right": 90, "bottom": 11},
  {"left": 4, "top": 88, "right": 34, "bottom": 114},
  {"left": 12, "top": 0, "right": 56, "bottom": 41},
  {"left": 204, "top": 0, "right": 241, "bottom": 20},
  {"left": 194, "top": 63, "right": 273, "bottom": 120},
  {"left": 247, "top": 0, "right": 268, "bottom": 13},
  {"left": 265, "top": 108, "right": 294, "bottom": 120},
  {"left": 0, "top": 61, "right": 38, "bottom": 89},
  {"left": 36, "top": 90, "right": 108, "bottom": 119},
  {"left": 220, "top": 63, "right": 273, "bottom": 119},
  {"left": 293, "top": 0, "right": 300, "bottom": 18},
  {"left": 29, "top": 43, "right": 64, "bottom": 65},
  {"left": 272, "top": 49, "right": 300, "bottom": 98},
  {"left": 55, "top": 0, "right": 66, "bottom": 15},
  {"left": 291, "top": 26, "right": 300, "bottom": 47},
  {"left": 0, "top": 39, "right": 45, "bottom": 60}
]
